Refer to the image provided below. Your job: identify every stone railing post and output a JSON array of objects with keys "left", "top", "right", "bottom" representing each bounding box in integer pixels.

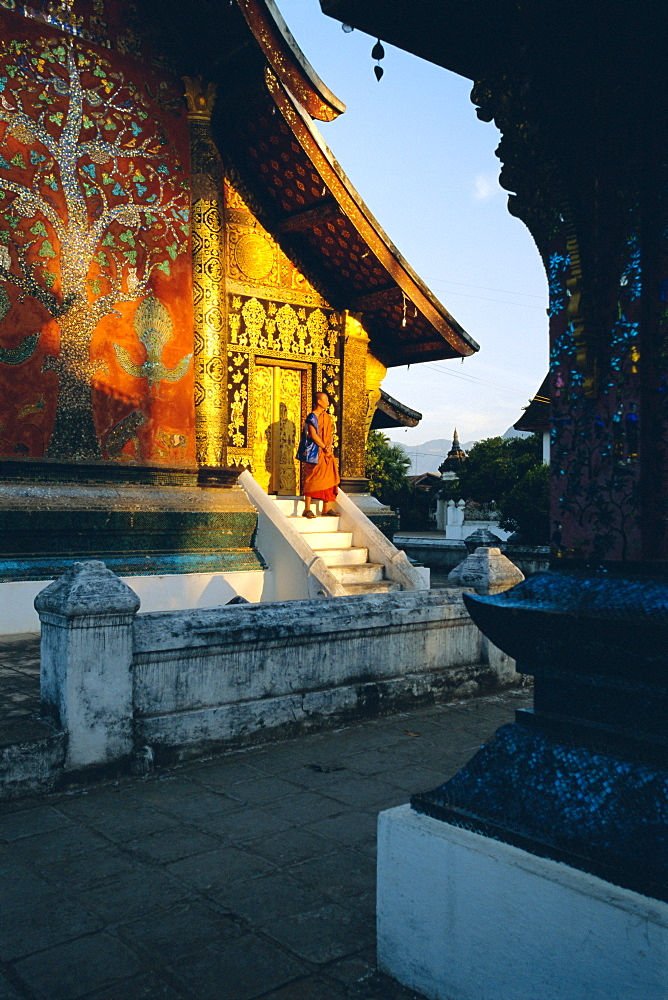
[
  {"left": 445, "top": 499, "right": 466, "bottom": 540},
  {"left": 35, "top": 560, "right": 140, "bottom": 771},
  {"left": 447, "top": 546, "right": 524, "bottom": 683}
]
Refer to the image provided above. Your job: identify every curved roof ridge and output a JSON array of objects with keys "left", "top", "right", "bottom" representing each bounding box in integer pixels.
[
  {"left": 237, "top": 0, "right": 346, "bottom": 121},
  {"left": 264, "top": 68, "right": 479, "bottom": 357}
]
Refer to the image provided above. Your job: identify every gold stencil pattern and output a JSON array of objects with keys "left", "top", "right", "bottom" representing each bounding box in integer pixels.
[
  {"left": 226, "top": 293, "right": 341, "bottom": 475},
  {"left": 230, "top": 296, "right": 338, "bottom": 358},
  {"left": 224, "top": 177, "right": 329, "bottom": 307},
  {"left": 192, "top": 198, "right": 226, "bottom": 466},
  {"left": 235, "top": 232, "right": 274, "bottom": 282},
  {"left": 222, "top": 176, "right": 341, "bottom": 476},
  {"left": 251, "top": 364, "right": 272, "bottom": 489}
]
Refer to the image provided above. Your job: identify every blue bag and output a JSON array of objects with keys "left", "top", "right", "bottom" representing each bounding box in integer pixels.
[{"left": 297, "top": 413, "right": 320, "bottom": 463}]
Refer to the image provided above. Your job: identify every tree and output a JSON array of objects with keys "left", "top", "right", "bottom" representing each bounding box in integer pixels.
[
  {"left": 446, "top": 434, "right": 543, "bottom": 504},
  {"left": 365, "top": 430, "right": 411, "bottom": 504},
  {"left": 0, "top": 37, "right": 190, "bottom": 459},
  {"left": 499, "top": 463, "right": 549, "bottom": 543},
  {"left": 441, "top": 433, "right": 548, "bottom": 543}
]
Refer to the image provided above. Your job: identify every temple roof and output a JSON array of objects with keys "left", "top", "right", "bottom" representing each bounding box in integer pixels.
[
  {"left": 514, "top": 374, "right": 550, "bottom": 433},
  {"left": 371, "top": 390, "right": 422, "bottom": 429},
  {"left": 439, "top": 427, "right": 467, "bottom": 474},
  {"left": 155, "top": 0, "right": 478, "bottom": 367}
]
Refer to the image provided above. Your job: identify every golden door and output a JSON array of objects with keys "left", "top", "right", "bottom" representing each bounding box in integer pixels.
[{"left": 252, "top": 363, "right": 302, "bottom": 494}]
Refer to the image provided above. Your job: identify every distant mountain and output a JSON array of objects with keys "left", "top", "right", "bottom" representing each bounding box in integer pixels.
[
  {"left": 390, "top": 426, "right": 531, "bottom": 475},
  {"left": 502, "top": 425, "right": 532, "bottom": 441},
  {"left": 388, "top": 438, "right": 474, "bottom": 476}
]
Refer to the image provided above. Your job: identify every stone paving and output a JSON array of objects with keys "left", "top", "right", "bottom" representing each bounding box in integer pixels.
[
  {"left": 0, "top": 634, "right": 43, "bottom": 748},
  {"left": 0, "top": 631, "right": 532, "bottom": 1000}
]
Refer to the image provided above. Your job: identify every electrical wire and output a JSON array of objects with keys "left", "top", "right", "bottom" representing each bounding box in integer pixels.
[
  {"left": 425, "top": 277, "right": 547, "bottom": 301},
  {"left": 423, "top": 362, "right": 538, "bottom": 400},
  {"left": 432, "top": 289, "right": 546, "bottom": 310}
]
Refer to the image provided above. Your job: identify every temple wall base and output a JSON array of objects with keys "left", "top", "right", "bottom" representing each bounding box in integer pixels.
[
  {"left": 377, "top": 805, "right": 668, "bottom": 1000},
  {"left": 0, "top": 569, "right": 271, "bottom": 635}
]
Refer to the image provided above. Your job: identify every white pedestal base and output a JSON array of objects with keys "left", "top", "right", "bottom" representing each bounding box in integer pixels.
[{"left": 377, "top": 804, "right": 668, "bottom": 1000}]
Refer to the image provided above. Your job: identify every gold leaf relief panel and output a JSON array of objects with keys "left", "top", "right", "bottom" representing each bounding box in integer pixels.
[
  {"left": 223, "top": 178, "right": 330, "bottom": 307},
  {"left": 229, "top": 294, "right": 341, "bottom": 362},
  {"left": 227, "top": 351, "right": 249, "bottom": 451},
  {"left": 322, "top": 363, "right": 340, "bottom": 451}
]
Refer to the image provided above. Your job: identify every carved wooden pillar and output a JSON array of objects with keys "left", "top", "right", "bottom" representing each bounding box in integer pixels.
[
  {"left": 183, "top": 77, "right": 228, "bottom": 477},
  {"left": 339, "top": 312, "right": 372, "bottom": 492}
]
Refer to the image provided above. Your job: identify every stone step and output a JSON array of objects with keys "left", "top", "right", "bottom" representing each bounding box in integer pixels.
[
  {"left": 272, "top": 497, "right": 310, "bottom": 516},
  {"left": 288, "top": 516, "right": 345, "bottom": 535},
  {"left": 330, "top": 563, "right": 385, "bottom": 584},
  {"left": 313, "top": 547, "right": 369, "bottom": 566},
  {"left": 301, "top": 531, "right": 354, "bottom": 550},
  {"left": 343, "top": 581, "right": 402, "bottom": 595},
  {"left": 0, "top": 720, "right": 66, "bottom": 801}
]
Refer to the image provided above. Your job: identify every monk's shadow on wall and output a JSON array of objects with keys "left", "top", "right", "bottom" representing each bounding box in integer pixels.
[{"left": 262, "top": 402, "right": 298, "bottom": 495}]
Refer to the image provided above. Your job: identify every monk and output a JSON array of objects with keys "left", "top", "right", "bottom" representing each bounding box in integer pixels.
[{"left": 300, "top": 391, "right": 340, "bottom": 518}]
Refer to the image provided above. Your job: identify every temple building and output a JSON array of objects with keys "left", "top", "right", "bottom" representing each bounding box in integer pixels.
[
  {"left": 0, "top": 0, "right": 476, "bottom": 627},
  {"left": 513, "top": 375, "right": 550, "bottom": 464},
  {"left": 438, "top": 427, "right": 467, "bottom": 481}
]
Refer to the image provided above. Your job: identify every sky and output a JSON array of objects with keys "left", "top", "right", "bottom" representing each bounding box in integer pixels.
[{"left": 276, "top": 0, "right": 549, "bottom": 448}]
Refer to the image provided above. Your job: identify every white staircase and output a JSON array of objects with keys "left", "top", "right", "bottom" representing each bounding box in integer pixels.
[{"left": 271, "top": 498, "right": 402, "bottom": 595}]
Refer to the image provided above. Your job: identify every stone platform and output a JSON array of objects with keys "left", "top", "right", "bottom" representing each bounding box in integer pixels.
[
  {"left": 0, "top": 654, "right": 531, "bottom": 1000},
  {"left": 0, "top": 481, "right": 267, "bottom": 633}
]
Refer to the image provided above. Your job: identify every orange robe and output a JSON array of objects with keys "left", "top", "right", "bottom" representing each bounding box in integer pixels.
[{"left": 302, "top": 410, "right": 340, "bottom": 501}]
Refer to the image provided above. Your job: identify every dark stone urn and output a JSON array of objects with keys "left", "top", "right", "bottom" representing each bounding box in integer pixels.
[{"left": 412, "top": 571, "right": 668, "bottom": 902}]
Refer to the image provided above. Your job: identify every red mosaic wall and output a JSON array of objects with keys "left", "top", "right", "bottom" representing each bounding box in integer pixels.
[{"left": 0, "top": 4, "right": 194, "bottom": 465}]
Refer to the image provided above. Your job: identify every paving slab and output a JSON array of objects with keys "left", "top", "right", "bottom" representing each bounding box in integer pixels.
[
  {"left": 212, "top": 870, "right": 332, "bottom": 926},
  {"left": 0, "top": 687, "right": 532, "bottom": 999},
  {"left": 168, "top": 934, "right": 308, "bottom": 1000},
  {"left": 263, "top": 900, "right": 375, "bottom": 964},
  {"left": 13, "top": 933, "right": 142, "bottom": 1000}
]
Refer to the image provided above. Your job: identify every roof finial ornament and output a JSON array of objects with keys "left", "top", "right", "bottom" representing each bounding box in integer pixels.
[{"left": 439, "top": 428, "right": 467, "bottom": 476}]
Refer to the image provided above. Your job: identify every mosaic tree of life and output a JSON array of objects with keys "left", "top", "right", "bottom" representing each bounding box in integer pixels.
[{"left": 0, "top": 37, "right": 190, "bottom": 459}]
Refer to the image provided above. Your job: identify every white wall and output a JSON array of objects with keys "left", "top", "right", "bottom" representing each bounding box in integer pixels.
[
  {"left": 132, "top": 589, "right": 486, "bottom": 757},
  {"left": 0, "top": 569, "right": 271, "bottom": 635},
  {"left": 378, "top": 805, "right": 668, "bottom": 1000}
]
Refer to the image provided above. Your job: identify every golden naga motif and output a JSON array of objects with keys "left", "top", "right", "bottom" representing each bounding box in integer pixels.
[{"left": 235, "top": 0, "right": 344, "bottom": 123}]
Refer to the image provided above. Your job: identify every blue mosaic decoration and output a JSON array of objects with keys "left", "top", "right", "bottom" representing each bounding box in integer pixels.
[
  {"left": 412, "top": 571, "right": 668, "bottom": 902},
  {"left": 412, "top": 723, "right": 668, "bottom": 901},
  {"left": 547, "top": 251, "right": 569, "bottom": 316}
]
